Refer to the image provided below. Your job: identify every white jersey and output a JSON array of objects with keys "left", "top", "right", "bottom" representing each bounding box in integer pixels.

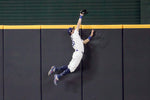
[{"left": 70, "top": 29, "right": 84, "bottom": 52}]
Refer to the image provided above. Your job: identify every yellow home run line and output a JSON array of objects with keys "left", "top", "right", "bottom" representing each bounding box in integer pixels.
[
  {"left": 1, "top": 24, "right": 150, "bottom": 29},
  {"left": 4, "top": 25, "right": 41, "bottom": 29},
  {"left": 41, "top": 25, "right": 123, "bottom": 29},
  {"left": 41, "top": 25, "right": 76, "bottom": 29},
  {"left": 0, "top": 25, "right": 3, "bottom": 29},
  {"left": 123, "top": 24, "right": 150, "bottom": 29}
]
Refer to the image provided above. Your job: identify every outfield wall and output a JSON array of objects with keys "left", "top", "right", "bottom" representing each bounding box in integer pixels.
[
  {"left": 0, "top": 25, "right": 150, "bottom": 100},
  {"left": 0, "top": 26, "right": 3, "bottom": 100}
]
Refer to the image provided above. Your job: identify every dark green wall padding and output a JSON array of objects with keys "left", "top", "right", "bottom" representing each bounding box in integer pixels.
[
  {"left": 141, "top": 0, "right": 150, "bottom": 24},
  {"left": 0, "top": 0, "right": 142, "bottom": 25}
]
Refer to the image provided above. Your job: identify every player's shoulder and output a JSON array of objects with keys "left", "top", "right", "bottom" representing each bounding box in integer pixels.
[{"left": 74, "top": 29, "right": 79, "bottom": 34}]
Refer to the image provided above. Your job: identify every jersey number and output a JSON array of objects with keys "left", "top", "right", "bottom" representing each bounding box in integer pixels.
[{"left": 72, "top": 41, "right": 75, "bottom": 46}]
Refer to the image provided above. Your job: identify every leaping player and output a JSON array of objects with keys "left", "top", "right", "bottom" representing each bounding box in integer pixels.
[{"left": 48, "top": 10, "right": 94, "bottom": 85}]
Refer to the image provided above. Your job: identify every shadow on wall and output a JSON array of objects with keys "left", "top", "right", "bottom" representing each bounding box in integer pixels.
[
  {"left": 56, "top": 66, "right": 82, "bottom": 93},
  {"left": 81, "top": 29, "right": 110, "bottom": 84}
]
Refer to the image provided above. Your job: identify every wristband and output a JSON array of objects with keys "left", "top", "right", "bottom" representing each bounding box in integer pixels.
[
  {"left": 79, "top": 16, "right": 83, "bottom": 19},
  {"left": 88, "top": 36, "right": 92, "bottom": 40}
]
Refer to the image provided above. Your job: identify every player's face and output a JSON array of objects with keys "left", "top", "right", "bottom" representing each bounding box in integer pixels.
[
  {"left": 72, "top": 29, "right": 75, "bottom": 33},
  {"left": 70, "top": 29, "right": 75, "bottom": 35}
]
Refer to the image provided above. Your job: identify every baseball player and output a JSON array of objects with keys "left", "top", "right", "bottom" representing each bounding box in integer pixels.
[{"left": 48, "top": 10, "right": 94, "bottom": 85}]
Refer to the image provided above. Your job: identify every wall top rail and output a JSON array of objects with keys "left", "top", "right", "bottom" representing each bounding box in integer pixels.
[
  {"left": 123, "top": 24, "right": 150, "bottom": 29},
  {"left": 0, "top": 25, "right": 3, "bottom": 29},
  {"left": 0, "top": 24, "right": 150, "bottom": 29},
  {"left": 3, "top": 25, "right": 41, "bottom": 29}
]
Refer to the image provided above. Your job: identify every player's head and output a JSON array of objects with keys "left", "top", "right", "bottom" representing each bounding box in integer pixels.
[{"left": 68, "top": 27, "right": 75, "bottom": 36}]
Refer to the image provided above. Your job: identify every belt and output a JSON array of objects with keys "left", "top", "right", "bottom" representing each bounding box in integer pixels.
[{"left": 75, "top": 49, "right": 84, "bottom": 54}]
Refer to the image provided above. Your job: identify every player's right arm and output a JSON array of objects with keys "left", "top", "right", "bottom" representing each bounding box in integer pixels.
[{"left": 76, "top": 13, "right": 84, "bottom": 32}]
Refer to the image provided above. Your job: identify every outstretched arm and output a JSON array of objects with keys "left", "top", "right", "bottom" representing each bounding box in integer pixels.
[
  {"left": 83, "top": 29, "right": 94, "bottom": 44},
  {"left": 76, "top": 13, "right": 84, "bottom": 31}
]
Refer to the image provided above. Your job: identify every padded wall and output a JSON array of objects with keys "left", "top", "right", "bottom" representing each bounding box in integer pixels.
[
  {"left": 0, "top": 25, "right": 150, "bottom": 100},
  {"left": 0, "top": 29, "right": 3, "bottom": 100},
  {"left": 4, "top": 29, "right": 41, "bottom": 100},
  {"left": 42, "top": 29, "right": 81, "bottom": 100},
  {"left": 124, "top": 29, "right": 150, "bottom": 100},
  {"left": 81, "top": 29, "right": 122, "bottom": 100}
]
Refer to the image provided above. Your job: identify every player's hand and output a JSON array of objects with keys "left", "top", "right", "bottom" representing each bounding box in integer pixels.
[
  {"left": 90, "top": 29, "right": 94, "bottom": 37},
  {"left": 80, "top": 9, "right": 88, "bottom": 16},
  {"left": 80, "top": 13, "right": 84, "bottom": 16}
]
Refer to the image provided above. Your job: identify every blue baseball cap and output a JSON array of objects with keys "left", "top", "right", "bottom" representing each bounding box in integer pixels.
[
  {"left": 68, "top": 27, "right": 73, "bottom": 33},
  {"left": 68, "top": 27, "right": 75, "bottom": 35}
]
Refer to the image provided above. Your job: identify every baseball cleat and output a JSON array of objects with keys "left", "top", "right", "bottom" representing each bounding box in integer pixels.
[
  {"left": 48, "top": 66, "right": 56, "bottom": 76},
  {"left": 54, "top": 74, "right": 59, "bottom": 85}
]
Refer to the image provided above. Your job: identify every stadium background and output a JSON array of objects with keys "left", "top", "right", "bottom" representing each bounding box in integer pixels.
[{"left": 0, "top": 0, "right": 150, "bottom": 100}]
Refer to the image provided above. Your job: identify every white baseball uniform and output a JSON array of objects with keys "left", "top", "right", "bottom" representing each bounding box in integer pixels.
[{"left": 68, "top": 29, "right": 84, "bottom": 72}]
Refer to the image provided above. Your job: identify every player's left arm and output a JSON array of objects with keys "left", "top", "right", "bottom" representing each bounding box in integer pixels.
[{"left": 83, "top": 29, "right": 94, "bottom": 44}]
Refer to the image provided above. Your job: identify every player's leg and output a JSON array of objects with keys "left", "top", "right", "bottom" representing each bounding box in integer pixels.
[
  {"left": 54, "top": 68, "right": 70, "bottom": 85},
  {"left": 56, "top": 65, "right": 68, "bottom": 71},
  {"left": 48, "top": 65, "right": 68, "bottom": 76},
  {"left": 53, "top": 52, "right": 76, "bottom": 85},
  {"left": 68, "top": 52, "right": 83, "bottom": 72},
  {"left": 54, "top": 52, "right": 83, "bottom": 85}
]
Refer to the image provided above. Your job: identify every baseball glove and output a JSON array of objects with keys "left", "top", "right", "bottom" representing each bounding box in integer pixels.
[{"left": 80, "top": 9, "right": 88, "bottom": 15}]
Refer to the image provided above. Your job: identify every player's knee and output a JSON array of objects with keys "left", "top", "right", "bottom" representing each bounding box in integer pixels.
[{"left": 68, "top": 67, "right": 76, "bottom": 73}]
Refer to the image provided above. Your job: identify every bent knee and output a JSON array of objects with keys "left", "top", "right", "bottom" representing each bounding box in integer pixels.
[{"left": 68, "top": 67, "right": 76, "bottom": 73}]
